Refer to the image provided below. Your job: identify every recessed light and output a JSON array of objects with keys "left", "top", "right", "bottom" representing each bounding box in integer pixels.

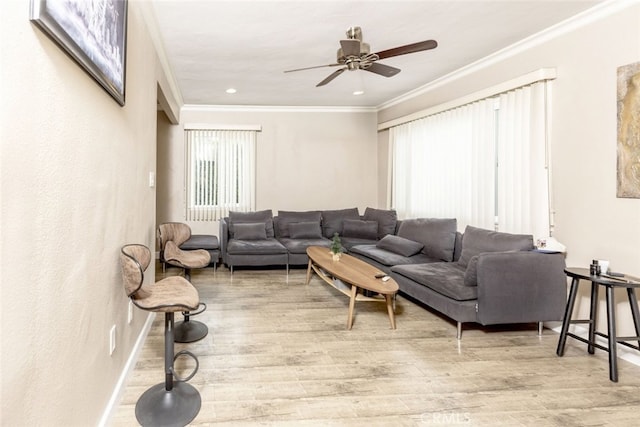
[
  {"left": 226, "top": 88, "right": 237, "bottom": 94},
  {"left": 353, "top": 90, "right": 364, "bottom": 96}
]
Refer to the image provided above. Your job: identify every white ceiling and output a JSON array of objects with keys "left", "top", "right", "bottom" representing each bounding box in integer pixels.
[{"left": 150, "top": 0, "right": 602, "bottom": 108}]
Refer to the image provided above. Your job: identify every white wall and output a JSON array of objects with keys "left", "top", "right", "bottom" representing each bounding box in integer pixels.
[
  {"left": 157, "top": 108, "right": 379, "bottom": 235},
  {"left": 378, "top": 3, "right": 640, "bottom": 336},
  {"left": 1, "top": 2, "right": 168, "bottom": 424}
]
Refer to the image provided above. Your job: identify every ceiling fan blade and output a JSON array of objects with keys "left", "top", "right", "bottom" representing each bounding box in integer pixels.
[
  {"left": 340, "top": 39, "right": 360, "bottom": 57},
  {"left": 364, "top": 62, "right": 401, "bottom": 78},
  {"left": 284, "top": 63, "right": 341, "bottom": 73},
  {"left": 316, "top": 68, "right": 346, "bottom": 87},
  {"left": 374, "top": 40, "right": 438, "bottom": 60}
]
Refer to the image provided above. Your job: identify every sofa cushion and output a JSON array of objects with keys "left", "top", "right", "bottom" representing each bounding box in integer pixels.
[
  {"left": 391, "top": 262, "right": 477, "bottom": 301},
  {"left": 234, "top": 222, "right": 267, "bottom": 240},
  {"left": 227, "top": 238, "right": 287, "bottom": 255},
  {"left": 363, "top": 207, "right": 397, "bottom": 239},
  {"left": 397, "top": 218, "right": 457, "bottom": 262},
  {"left": 376, "top": 235, "right": 424, "bottom": 257},
  {"left": 340, "top": 237, "right": 378, "bottom": 250},
  {"left": 342, "top": 219, "right": 378, "bottom": 240},
  {"left": 276, "top": 210, "right": 322, "bottom": 237},
  {"left": 229, "top": 210, "right": 275, "bottom": 238},
  {"left": 321, "top": 208, "right": 360, "bottom": 238},
  {"left": 278, "top": 238, "right": 330, "bottom": 254},
  {"left": 458, "top": 225, "right": 534, "bottom": 267},
  {"left": 351, "top": 244, "right": 438, "bottom": 267},
  {"left": 289, "top": 221, "right": 323, "bottom": 239}
]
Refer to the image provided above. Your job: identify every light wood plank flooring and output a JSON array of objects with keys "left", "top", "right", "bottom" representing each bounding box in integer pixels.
[{"left": 112, "top": 264, "right": 640, "bottom": 426}]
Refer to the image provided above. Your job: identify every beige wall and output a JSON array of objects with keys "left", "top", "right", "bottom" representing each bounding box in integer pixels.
[
  {"left": 157, "top": 108, "right": 379, "bottom": 235},
  {"left": 1, "top": 2, "right": 169, "bottom": 425},
  {"left": 378, "top": 4, "right": 640, "bottom": 336}
]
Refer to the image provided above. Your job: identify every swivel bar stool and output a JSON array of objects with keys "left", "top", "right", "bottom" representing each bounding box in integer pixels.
[
  {"left": 120, "top": 244, "right": 201, "bottom": 427},
  {"left": 158, "top": 223, "right": 211, "bottom": 343}
]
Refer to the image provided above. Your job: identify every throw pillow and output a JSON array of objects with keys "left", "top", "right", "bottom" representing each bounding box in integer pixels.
[
  {"left": 376, "top": 234, "right": 424, "bottom": 257},
  {"left": 321, "top": 208, "right": 360, "bottom": 238},
  {"left": 275, "top": 210, "right": 322, "bottom": 237},
  {"left": 342, "top": 219, "right": 378, "bottom": 240},
  {"left": 363, "top": 207, "right": 398, "bottom": 239},
  {"left": 229, "top": 210, "right": 274, "bottom": 238},
  {"left": 233, "top": 222, "right": 267, "bottom": 240},
  {"left": 463, "top": 255, "right": 479, "bottom": 287},
  {"left": 289, "top": 221, "right": 323, "bottom": 239}
]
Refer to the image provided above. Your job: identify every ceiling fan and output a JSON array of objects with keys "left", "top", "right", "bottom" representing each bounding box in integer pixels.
[{"left": 284, "top": 26, "right": 437, "bottom": 87}]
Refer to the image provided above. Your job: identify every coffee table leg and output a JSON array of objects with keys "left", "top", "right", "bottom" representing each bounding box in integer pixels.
[
  {"left": 305, "top": 260, "right": 313, "bottom": 285},
  {"left": 386, "top": 294, "right": 396, "bottom": 329},
  {"left": 347, "top": 285, "right": 357, "bottom": 330}
]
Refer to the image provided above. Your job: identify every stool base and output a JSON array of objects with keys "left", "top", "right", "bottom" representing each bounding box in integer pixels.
[
  {"left": 174, "top": 319, "right": 208, "bottom": 343},
  {"left": 135, "top": 381, "right": 201, "bottom": 427}
]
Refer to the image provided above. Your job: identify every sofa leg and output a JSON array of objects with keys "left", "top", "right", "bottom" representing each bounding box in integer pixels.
[
  {"left": 538, "top": 321, "right": 543, "bottom": 336},
  {"left": 457, "top": 322, "right": 462, "bottom": 340}
]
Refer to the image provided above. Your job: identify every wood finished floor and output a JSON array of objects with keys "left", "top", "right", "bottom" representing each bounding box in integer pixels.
[{"left": 112, "top": 264, "right": 640, "bottom": 426}]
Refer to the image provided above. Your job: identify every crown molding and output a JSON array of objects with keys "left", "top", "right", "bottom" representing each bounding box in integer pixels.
[
  {"left": 377, "top": 0, "right": 634, "bottom": 111},
  {"left": 181, "top": 104, "right": 377, "bottom": 114},
  {"left": 136, "top": 1, "right": 184, "bottom": 108}
]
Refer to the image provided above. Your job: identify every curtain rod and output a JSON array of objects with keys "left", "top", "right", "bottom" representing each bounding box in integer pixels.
[{"left": 184, "top": 124, "right": 262, "bottom": 131}]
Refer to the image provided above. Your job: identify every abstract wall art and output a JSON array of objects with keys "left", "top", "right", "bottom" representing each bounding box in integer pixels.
[{"left": 617, "top": 61, "right": 640, "bottom": 198}]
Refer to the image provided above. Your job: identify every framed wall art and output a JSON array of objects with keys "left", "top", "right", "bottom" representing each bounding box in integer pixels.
[
  {"left": 30, "top": 0, "right": 128, "bottom": 106},
  {"left": 617, "top": 61, "right": 640, "bottom": 198}
]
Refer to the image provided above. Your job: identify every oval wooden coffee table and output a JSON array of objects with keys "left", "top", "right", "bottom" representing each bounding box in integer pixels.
[{"left": 305, "top": 246, "right": 399, "bottom": 329}]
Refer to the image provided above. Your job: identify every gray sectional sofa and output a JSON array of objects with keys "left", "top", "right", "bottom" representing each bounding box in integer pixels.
[
  {"left": 219, "top": 208, "right": 566, "bottom": 339},
  {"left": 351, "top": 220, "right": 566, "bottom": 339},
  {"left": 219, "top": 207, "right": 398, "bottom": 272}
]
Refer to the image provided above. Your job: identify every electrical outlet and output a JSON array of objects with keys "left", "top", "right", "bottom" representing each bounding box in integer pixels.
[
  {"left": 109, "top": 325, "right": 116, "bottom": 355},
  {"left": 128, "top": 300, "right": 133, "bottom": 324}
]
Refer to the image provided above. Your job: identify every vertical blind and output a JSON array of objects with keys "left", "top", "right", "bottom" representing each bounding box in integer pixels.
[
  {"left": 185, "top": 129, "right": 256, "bottom": 221},
  {"left": 390, "top": 81, "right": 550, "bottom": 238}
]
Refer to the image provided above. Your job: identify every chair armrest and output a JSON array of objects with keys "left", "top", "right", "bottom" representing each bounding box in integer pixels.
[{"left": 476, "top": 251, "right": 567, "bottom": 325}]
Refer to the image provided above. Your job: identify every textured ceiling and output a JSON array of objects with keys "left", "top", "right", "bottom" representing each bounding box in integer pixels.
[{"left": 150, "top": 0, "right": 602, "bottom": 107}]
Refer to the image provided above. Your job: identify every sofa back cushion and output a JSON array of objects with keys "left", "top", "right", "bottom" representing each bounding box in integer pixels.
[
  {"left": 229, "top": 210, "right": 274, "bottom": 239},
  {"left": 363, "top": 207, "right": 398, "bottom": 239},
  {"left": 458, "top": 225, "right": 534, "bottom": 267},
  {"left": 321, "top": 208, "right": 360, "bottom": 238},
  {"left": 234, "top": 222, "right": 268, "bottom": 240},
  {"left": 288, "top": 221, "right": 323, "bottom": 239},
  {"left": 342, "top": 219, "right": 378, "bottom": 240},
  {"left": 397, "top": 218, "right": 457, "bottom": 262},
  {"left": 275, "top": 210, "right": 322, "bottom": 238}
]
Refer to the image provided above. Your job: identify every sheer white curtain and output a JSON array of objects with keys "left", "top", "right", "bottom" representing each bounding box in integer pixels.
[
  {"left": 390, "top": 81, "right": 550, "bottom": 237},
  {"left": 185, "top": 129, "right": 256, "bottom": 221},
  {"left": 496, "top": 83, "right": 549, "bottom": 238},
  {"left": 391, "top": 99, "right": 496, "bottom": 231}
]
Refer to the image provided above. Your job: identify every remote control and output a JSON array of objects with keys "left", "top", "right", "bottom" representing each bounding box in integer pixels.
[
  {"left": 382, "top": 276, "right": 391, "bottom": 282},
  {"left": 607, "top": 271, "right": 624, "bottom": 277},
  {"left": 375, "top": 273, "right": 387, "bottom": 279}
]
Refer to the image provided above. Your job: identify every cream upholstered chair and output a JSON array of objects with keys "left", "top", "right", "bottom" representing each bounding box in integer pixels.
[
  {"left": 158, "top": 222, "right": 211, "bottom": 343},
  {"left": 120, "top": 244, "right": 201, "bottom": 426}
]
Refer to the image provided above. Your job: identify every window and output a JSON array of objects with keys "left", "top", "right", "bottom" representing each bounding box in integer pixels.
[
  {"left": 390, "top": 81, "right": 551, "bottom": 239},
  {"left": 185, "top": 129, "right": 256, "bottom": 221}
]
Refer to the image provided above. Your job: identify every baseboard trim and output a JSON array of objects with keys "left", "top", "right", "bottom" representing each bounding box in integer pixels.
[
  {"left": 98, "top": 311, "right": 156, "bottom": 427},
  {"left": 549, "top": 323, "right": 640, "bottom": 367}
]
